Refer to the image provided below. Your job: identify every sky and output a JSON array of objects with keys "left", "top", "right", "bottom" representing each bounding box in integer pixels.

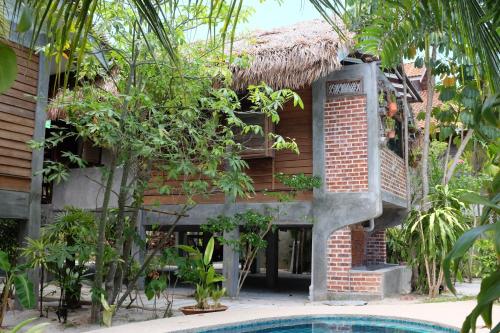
[{"left": 238, "top": 1, "right": 323, "bottom": 32}]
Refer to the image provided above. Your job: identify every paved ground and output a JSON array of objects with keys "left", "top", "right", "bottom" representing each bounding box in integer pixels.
[
  {"left": 86, "top": 300, "right": 498, "bottom": 333},
  {"left": 2, "top": 280, "right": 495, "bottom": 333}
]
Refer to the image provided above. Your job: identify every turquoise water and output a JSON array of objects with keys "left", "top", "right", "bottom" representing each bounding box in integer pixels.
[{"left": 198, "top": 316, "right": 459, "bottom": 333}]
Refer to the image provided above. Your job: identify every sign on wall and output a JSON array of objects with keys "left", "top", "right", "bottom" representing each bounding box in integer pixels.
[{"left": 326, "top": 79, "right": 363, "bottom": 97}]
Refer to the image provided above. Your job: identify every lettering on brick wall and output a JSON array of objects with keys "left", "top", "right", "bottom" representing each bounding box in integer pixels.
[{"left": 326, "top": 79, "right": 363, "bottom": 97}]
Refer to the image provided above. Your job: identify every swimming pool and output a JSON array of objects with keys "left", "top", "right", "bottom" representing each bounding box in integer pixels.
[{"left": 197, "top": 315, "right": 459, "bottom": 333}]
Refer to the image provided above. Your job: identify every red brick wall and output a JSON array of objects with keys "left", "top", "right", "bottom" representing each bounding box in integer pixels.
[
  {"left": 327, "top": 226, "right": 384, "bottom": 295},
  {"left": 324, "top": 96, "right": 368, "bottom": 192},
  {"left": 327, "top": 227, "right": 352, "bottom": 292},
  {"left": 380, "top": 147, "right": 406, "bottom": 199},
  {"left": 366, "top": 230, "right": 386, "bottom": 265}
]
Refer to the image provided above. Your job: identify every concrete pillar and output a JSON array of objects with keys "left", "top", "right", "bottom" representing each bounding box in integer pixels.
[
  {"left": 132, "top": 210, "right": 146, "bottom": 289},
  {"left": 20, "top": 44, "right": 50, "bottom": 306},
  {"left": 222, "top": 228, "right": 239, "bottom": 297},
  {"left": 265, "top": 229, "right": 279, "bottom": 289}
]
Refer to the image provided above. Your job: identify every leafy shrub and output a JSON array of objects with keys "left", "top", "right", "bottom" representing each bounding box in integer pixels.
[
  {"left": 0, "top": 219, "right": 20, "bottom": 263},
  {"left": 473, "top": 239, "right": 497, "bottom": 277}
]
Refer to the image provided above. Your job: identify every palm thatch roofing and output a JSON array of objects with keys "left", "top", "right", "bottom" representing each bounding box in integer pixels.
[
  {"left": 47, "top": 70, "right": 119, "bottom": 120},
  {"left": 230, "top": 19, "right": 352, "bottom": 90}
]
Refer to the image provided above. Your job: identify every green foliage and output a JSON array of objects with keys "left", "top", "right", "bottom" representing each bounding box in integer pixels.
[
  {"left": 100, "top": 294, "right": 116, "bottom": 327},
  {"left": 13, "top": 275, "right": 35, "bottom": 309},
  {"left": 404, "top": 185, "right": 468, "bottom": 297},
  {"left": 385, "top": 227, "right": 408, "bottom": 264},
  {"left": 23, "top": 207, "right": 99, "bottom": 311},
  {"left": 210, "top": 287, "right": 226, "bottom": 308},
  {"left": 444, "top": 176, "right": 499, "bottom": 333},
  {"left": 178, "top": 238, "right": 225, "bottom": 309},
  {"left": 0, "top": 219, "right": 20, "bottom": 263},
  {"left": 7, "top": 317, "right": 49, "bottom": 333},
  {"left": 0, "top": 42, "right": 17, "bottom": 94},
  {"left": 266, "top": 173, "right": 321, "bottom": 202},
  {"left": 0, "top": 250, "right": 36, "bottom": 327},
  {"left": 473, "top": 239, "right": 497, "bottom": 277}
]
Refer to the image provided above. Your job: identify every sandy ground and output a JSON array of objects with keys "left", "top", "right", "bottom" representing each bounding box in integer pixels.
[{"left": 1, "top": 280, "right": 494, "bottom": 333}]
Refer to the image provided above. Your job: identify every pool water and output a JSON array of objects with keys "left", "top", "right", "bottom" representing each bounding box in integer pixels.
[{"left": 199, "top": 316, "right": 458, "bottom": 333}]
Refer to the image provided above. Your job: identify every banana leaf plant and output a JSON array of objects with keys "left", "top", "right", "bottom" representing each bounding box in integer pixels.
[
  {"left": 178, "top": 237, "right": 225, "bottom": 309},
  {"left": 0, "top": 250, "right": 36, "bottom": 327},
  {"left": 444, "top": 174, "right": 500, "bottom": 333}
]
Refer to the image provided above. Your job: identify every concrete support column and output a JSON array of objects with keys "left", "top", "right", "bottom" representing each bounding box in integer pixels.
[
  {"left": 222, "top": 228, "right": 239, "bottom": 297},
  {"left": 310, "top": 228, "right": 329, "bottom": 300},
  {"left": 21, "top": 47, "right": 50, "bottom": 305},
  {"left": 132, "top": 211, "right": 146, "bottom": 289},
  {"left": 265, "top": 229, "right": 279, "bottom": 289}
]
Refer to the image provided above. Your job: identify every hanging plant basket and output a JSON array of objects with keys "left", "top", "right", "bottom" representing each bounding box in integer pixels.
[
  {"left": 387, "top": 102, "right": 398, "bottom": 117},
  {"left": 179, "top": 305, "right": 228, "bottom": 315},
  {"left": 386, "top": 130, "right": 396, "bottom": 139}
]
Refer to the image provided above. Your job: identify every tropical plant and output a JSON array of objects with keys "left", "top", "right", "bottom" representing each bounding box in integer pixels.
[
  {"left": 23, "top": 207, "right": 98, "bottom": 323},
  {"left": 473, "top": 239, "right": 497, "bottom": 278},
  {"left": 210, "top": 287, "right": 226, "bottom": 308},
  {"left": 0, "top": 220, "right": 19, "bottom": 264},
  {"left": 404, "top": 185, "right": 468, "bottom": 297},
  {"left": 0, "top": 251, "right": 35, "bottom": 327},
  {"left": 203, "top": 210, "right": 274, "bottom": 297},
  {"left": 100, "top": 294, "right": 116, "bottom": 328},
  {"left": 178, "top": 238, "right": 225, "bottom": 309},
  {"left": 21, "top": 238, "right": 48, "bottom": 317},
  {"left": 385, "top": 227, "right": 408, "bottom": 264},
  {"left": 3, "top": 317, "right": 49, "bottom": 333},
  {"left": 444, "top": 178, "right": 499, "bottom": 333}
]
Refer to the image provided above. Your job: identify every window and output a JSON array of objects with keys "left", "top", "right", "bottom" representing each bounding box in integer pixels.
[{"left": 235, "top": 112, "right": 274, "bottom": 159}]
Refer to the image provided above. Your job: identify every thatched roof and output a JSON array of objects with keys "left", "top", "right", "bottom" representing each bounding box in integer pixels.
[
  {"left": 47, "top": 69, "right": 119, "bottom": 120},
  {"left": 230, "top": 19, "right": 352, "bottom": 90}
]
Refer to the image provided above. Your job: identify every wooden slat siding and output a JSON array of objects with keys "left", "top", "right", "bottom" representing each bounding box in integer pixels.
[
  {"left": 0, "top": 164, "right": 31, "bottom": 177},
  {"left": 0, "top": 103, "right": 36, "bottom": 119},
  {"left": 0, "top": 120, "right": 34, "bottom": 136},
  {"left": 0, "top": 156, "right": 31, "bottom": 168},
  {"left": 0, "top": 95, "right": 37, "bottom": 111},
  {"left": 0, "top": 129, "right": 32, "bottom": 142},
  {"left": 3, "top": 87, "right": 37, "bottom": 104},
  {"left": 0, "top": 147, "right": 31, "bottom": 160},
  {"left": 0, "top": 39, "right": 38, "bottom": 192},
  {"left": 0, "top": 112, "right": 35, "bottom": 127},
  {"left": 237, "top": 86, "right": 313, "bottom": 202},
  {"left": 0, "top": 138, "right": 32, "bottom": 152},
  {"left": 0, "top": 175, "right": 30, "bottom": 192},
  {"left": 143, "top": 87, "right": 314, "bottom": 206},
  {"left": 143, "top": 193, "right": 226, "bottom": 205},
  {"left": 10, "top": 81, "right": 38, "bottom": 95}
]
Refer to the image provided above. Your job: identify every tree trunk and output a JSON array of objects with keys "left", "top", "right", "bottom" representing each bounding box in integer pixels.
[
  {"left": 400, "top": 63, "right": 411, "bottom": 209},
  {"left": 105, "top": 152, "right": 133, "bottom": 304},
  {"left": 0, "top": 276, "right": 11, "bottom": 327},
  {"left": 420, "top": 43, "right": 436, "bottom": 210},
  {"left": 444, "top": 129, "right": 474, "bottom": 184},
  {"left": 112, "top": 160, "right": 151, "bottom": 303},
  {"left": 116, "top": 208, "right": 187, "bottom": 309},
  {"left": 90, "top": 152, "right": 117, "bottom": 324},
  {"left": 442, "top": 134, "right": 454, "bottom": 184},
  {"left": 39, "top": 266, "right": 44, "bottom": 317}
]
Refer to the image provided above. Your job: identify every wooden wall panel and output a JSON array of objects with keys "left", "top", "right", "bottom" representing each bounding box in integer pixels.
[
  {"left": 237, "top": 86, "right": 313, "bottom": 202},
  {"left": 143, "top": 86, "right": 314, "bottom": 206},
  {"left": 0, "top": 39, "right": 38, "bottom": 192}
]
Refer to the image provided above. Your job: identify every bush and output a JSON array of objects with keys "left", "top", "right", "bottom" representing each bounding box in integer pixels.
[
  {"left": 473, "top": 239, "right": 497, "bottom": 277},
  {"left": 0, "top": 219, "right": 20, "bottom": 263}
]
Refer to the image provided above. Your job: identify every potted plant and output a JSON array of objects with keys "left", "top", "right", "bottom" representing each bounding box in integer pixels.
[
  {"left": 385, "top": 117, "right": 396, "bottom": 139},
  {"left": 178, "top": 238, "right": 228, "bottom": 315},
  {"left": 387, "top": 93, "right": 398, "bottom": 117},
  {"left": 378, "top": 90, "right": 387, "bottom": 115}
]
